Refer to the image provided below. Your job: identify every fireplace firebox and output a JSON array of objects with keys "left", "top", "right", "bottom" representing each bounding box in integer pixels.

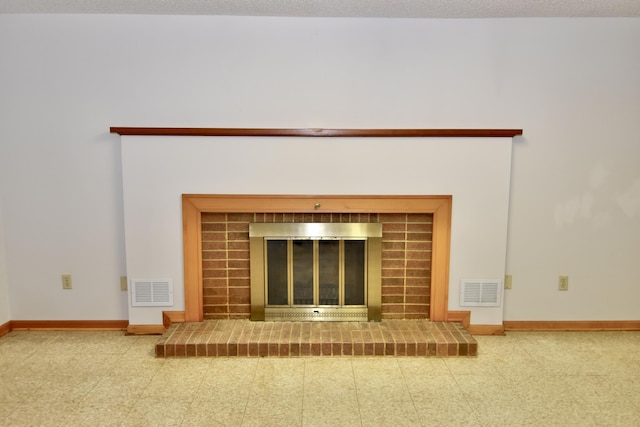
[{"left": 249, "top": 223, "right": 382, "bottom": 321}]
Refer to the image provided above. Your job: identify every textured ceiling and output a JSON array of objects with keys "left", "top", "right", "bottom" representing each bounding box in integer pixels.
[{"left": 2, "top": 0, "right": 640, "bottom": 18}]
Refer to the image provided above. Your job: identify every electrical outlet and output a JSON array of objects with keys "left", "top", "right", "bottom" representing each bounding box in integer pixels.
[
  {"left": 120, "top": 276, "right": 128, "bottom": 291},
  {"left": 558, "top": 275, "right": 569, "bottom": 291},
  {"left": 61, "top": 274, "right": 72, "bottom": 290},
  {"left": 504, "top": 274, "right": 512, "bottom": 290}
]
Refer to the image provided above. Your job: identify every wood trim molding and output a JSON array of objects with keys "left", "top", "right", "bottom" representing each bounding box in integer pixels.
[
  {"left": 182, "top": 194, "right": 452, "bottom": 323},
  {"left": 0, "top": 321, "right": 11, "bottom": 338},
  {"left": 467, "top": 324, "right": 506, "bottom": 336},
  {"left": 163, "top": 311, "right": 186, "bottom": 328},
  {"left": 10, "top": 320, "right": 128, "bottom": 331},
  {"left": 110, "top": 127, "right": 523, "bottom": 138},
  {"left": 447, "top": 311, "right": 471, "bottom": 329},
  {"left": 126, "top": 324, "right": 166, "bottom": 335},
  {"left": 504, "top": 320, "right": 640, "bottom": 331}
]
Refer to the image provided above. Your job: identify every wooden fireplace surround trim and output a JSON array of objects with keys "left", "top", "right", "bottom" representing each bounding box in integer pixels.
[{"left": 181, "top": 194, "right": 452, "bottom": 322}]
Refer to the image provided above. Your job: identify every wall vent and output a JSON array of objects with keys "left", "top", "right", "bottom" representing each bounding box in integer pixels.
[
  {"left": 131, "top": 278, "right": 173, "bottom": 307},
  {"left": 459, "top": 279, "right": 501, "bottom": 307}
]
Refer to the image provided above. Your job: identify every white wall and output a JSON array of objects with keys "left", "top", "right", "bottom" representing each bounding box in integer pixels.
[
  {"left": 0, "top": 201, "right": 10, "bottom": 324},
  {"left": 1, "top": 14, "right": 638, "bottom": 323},
  {"left": 121, "top": 136, "right": 512, "bottom": 326}
]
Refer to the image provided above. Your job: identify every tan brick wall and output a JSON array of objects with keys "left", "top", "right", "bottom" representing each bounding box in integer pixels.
[{"left": 201, "top": 212, "right": 432, "bottom": 320}]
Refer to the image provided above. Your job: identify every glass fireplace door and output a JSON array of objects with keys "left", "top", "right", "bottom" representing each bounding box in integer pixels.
[
  {"left": 292, "top": 240, "right": 314, "bottom": 305},
  {"left": 266, "top": 238, "right": 366, "bottom": 309},
  {"left": 318, "top": 240, "right": 339, "bottom": 305},
  {"left": 250, "top": 222, "right": 382, "bottom": 322}
]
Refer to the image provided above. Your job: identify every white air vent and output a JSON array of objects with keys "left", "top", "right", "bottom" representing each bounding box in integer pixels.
[
  {"left": 459, "top": 279, "right": 501, "bottom": 307},
  {"left": 131, "top": 278, "right": 173, "bottom": 307}
]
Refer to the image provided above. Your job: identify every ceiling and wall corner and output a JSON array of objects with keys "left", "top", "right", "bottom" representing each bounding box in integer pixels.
[{"left": 1, "top": 0, "right": 640, "bottom": 18}]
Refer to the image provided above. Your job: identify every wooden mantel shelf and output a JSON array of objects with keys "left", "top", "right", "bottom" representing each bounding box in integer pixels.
[{"left": 110, "top": 127, "right": 522, "bottom": 138}]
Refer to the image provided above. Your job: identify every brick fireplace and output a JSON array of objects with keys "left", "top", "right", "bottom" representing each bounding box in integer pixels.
[
  {"left": 181, "top": 194, "right": 452, "bottom": 323},
  {"left": 201, "top": 212, "right": 432, "bottom": 320},
  {"left": 115, "top": 127, "right": 518, "bottom": 331}
]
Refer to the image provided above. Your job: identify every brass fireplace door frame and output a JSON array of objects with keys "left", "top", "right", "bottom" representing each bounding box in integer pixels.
[{"left": 249, "top": 223, "right": 382, "bottom": 322}]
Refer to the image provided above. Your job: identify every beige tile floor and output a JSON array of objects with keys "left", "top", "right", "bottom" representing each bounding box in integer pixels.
[{"left": 1, "top": 329, "right": 639, "bottom": 426}]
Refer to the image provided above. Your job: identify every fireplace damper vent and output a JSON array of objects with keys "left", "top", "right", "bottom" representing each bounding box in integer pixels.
[{"left": 249, "top": 223, "right": 382, "bottom": 321}]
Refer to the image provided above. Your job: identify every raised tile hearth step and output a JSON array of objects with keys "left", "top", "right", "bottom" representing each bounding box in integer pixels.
[{"left": 156, "top": 320, "right": 477, "bottom": 358}]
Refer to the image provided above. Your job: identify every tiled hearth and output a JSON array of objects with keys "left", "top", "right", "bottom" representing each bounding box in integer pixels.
[{"left": 156, "top": 320, "right": 477, "bottom": 358}]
